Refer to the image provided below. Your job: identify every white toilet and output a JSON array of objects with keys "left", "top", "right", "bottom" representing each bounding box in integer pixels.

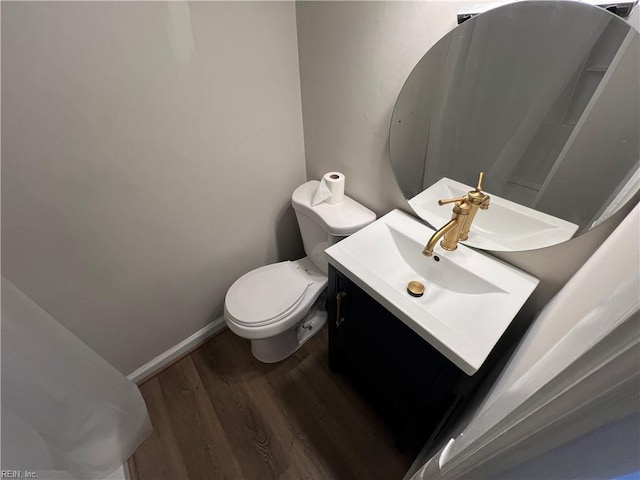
[{"left": 224, "top": 180, "right": 376, "bottom": 363}]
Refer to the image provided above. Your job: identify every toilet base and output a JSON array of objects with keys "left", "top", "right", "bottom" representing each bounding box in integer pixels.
[{"left": 250, "top": 295, "right": 327, "bottom": 363}]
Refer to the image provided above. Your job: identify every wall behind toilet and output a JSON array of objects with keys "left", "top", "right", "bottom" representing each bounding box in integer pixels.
[
  {"left": 296, "top": 1, "right": 639, "bottom": 309},
  {"left": 1, "top": 2, "right": 306, "bottom": 374}
]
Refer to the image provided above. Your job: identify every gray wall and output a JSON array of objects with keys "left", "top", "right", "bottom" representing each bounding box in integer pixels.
[
  {"left": 296, "top": 1, "right": 639, "bottom": 310},
  {"left": 1, "top": 1, "right": 306, "bottom": 374}
]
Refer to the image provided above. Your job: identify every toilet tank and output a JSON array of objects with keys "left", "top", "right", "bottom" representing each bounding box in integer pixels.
[{"left": 291, "top": 181, "right": 376, "bottom": 274}]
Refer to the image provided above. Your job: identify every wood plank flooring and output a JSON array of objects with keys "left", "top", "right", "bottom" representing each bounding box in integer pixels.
[{"left": 129, "top": 328, "right": 413, "bottom": 480}]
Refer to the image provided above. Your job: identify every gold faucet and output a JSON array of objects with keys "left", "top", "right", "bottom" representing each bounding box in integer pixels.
[
  {"left": 422, "top": 197, "right": 471, "bottom": 256},
  {"left": 422, "top": 172, "right": 490, "bottom": 256},
  {"left": 460, "top": 172, "right": 490, "bottom": 241}
]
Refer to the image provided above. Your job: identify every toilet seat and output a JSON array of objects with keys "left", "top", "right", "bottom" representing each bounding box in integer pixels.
[{"left": 225, "top": 261, "right": 313, "bottom": 327}]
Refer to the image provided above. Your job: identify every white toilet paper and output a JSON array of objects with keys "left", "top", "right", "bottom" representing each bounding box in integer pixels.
[{"left": 311, "top": 172, "right": 346, "bottom": 206}]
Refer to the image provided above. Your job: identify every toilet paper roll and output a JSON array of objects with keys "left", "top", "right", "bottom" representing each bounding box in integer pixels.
[
  {"left": 311, "top": 172, "right": 346, "bottom": 206},
  {"left": 323, "top": 172, "right": 345, "bottom": 204}
]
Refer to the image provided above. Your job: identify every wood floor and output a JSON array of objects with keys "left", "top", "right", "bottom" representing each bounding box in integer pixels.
[{"left": 128, "top": 328, "right": 413, "bottom": 480}]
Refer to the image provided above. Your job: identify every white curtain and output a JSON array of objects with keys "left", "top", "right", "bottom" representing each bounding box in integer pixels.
[
  {"left": 411, "top": 204, "right": 640, "bottom": 479},
  {"left": 1, "top": 278, "right": 151, "bottom": 479}
]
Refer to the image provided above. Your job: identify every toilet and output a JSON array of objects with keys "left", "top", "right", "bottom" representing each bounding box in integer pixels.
[{"left": 224, "top": 180, "right": 376, "bottom": 363}]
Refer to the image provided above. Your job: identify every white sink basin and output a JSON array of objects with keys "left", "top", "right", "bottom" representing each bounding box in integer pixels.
[
  {"left": 325, "top": 209, "right": 539, "bottom": 375},
  {"left": 409, "top": 178, "right": 579, "bottom": 251}
]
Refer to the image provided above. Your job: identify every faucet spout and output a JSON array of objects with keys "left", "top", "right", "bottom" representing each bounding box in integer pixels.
[{"left": 422, "top": 218, "right": 459, "bottom": 256}]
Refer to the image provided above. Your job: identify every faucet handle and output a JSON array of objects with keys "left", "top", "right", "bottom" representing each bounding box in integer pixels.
[
  {"left": 438, "top": 196, "right": 467, "bottom": 206},
  {"left": 475, "top": 171, "right": 485, "bottom": 192},
  {"left": 468, "top": 171, "right": 490, "bottom": 208}
]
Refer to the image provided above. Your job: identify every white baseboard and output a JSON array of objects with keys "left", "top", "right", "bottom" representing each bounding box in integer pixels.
[{"left": 127, "top": 316, "right": 227, "bottom": 384}]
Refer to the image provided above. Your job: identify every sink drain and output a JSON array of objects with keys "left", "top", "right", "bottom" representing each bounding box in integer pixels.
[{"left": 407, "top": 280, "right": 425, "bottom": 297}]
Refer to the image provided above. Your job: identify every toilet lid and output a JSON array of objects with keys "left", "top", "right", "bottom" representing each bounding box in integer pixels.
[{"left": 226, "top": 261, "right": 312, "bottom": 327}]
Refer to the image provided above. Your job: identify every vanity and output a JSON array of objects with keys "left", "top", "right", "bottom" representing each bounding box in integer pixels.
[{"left": 324, "top": 210, "right": 539, "bottom": 452}]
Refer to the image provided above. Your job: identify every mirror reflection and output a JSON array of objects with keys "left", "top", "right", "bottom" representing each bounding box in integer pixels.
[{"left": 390, "top": 1, "right": 639, "bottom": 251}]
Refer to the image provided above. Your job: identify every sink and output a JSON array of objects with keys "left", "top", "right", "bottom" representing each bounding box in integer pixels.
[
  {"left": 324, "top": 209, "right": 539, "bottom": 375},
  {"left": 409, "top": 177, "right": 579, "bottom": 251}
]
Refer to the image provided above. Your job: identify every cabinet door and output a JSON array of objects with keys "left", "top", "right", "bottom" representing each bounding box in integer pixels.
[{"left": 331, "top": 270, "right": 448, "bottom": 421}]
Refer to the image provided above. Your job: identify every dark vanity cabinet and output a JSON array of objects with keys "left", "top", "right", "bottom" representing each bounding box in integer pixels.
[{"left": 327, "top": 265, "right": 494, "bottom": 453}]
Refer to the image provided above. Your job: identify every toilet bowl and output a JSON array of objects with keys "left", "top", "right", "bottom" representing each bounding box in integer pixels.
[{"left": 224, "top": 180, "right": 376, "bottom": 363}]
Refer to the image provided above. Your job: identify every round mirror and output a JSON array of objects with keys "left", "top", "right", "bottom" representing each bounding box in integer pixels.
[{"left": 390, "top": 1, "right": 639, "bottom": 252}]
